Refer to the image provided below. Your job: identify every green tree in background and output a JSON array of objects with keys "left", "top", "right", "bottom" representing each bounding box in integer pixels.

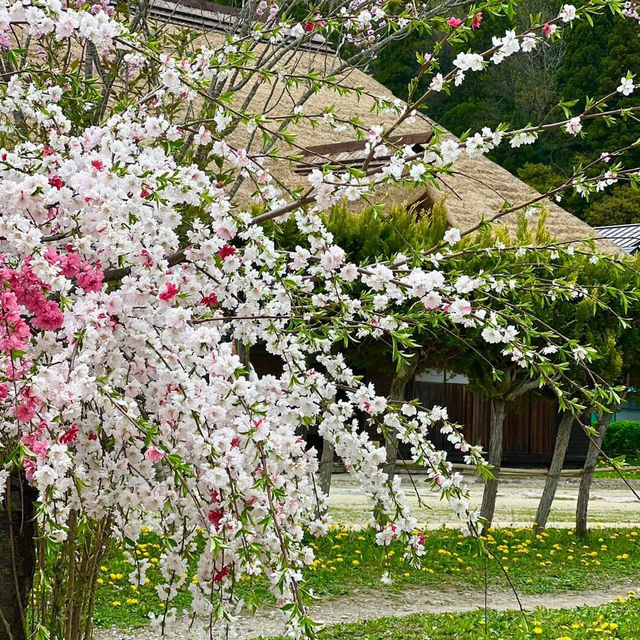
[
  {"left": 369, "top": 2, "right": 640, "bottom": 223},
  {"left": 583, "top": 185, "right": 640, "bottom": 226}
]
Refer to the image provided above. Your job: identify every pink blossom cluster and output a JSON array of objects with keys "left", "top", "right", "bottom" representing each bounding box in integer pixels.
[
  {"left": 0, "top": 257, "right": 63, "bottom": 333},
  {"left": 44, "top": 248, "right": 104, "bottom": 293},
  {"left": 0, "top": 104, "right": 505, "bottom": 631},
  {"left": 623, "top": 0, "right": 640, "bottom": 21}
]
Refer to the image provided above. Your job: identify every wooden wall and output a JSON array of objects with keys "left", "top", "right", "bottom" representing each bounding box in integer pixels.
[
  {"left": 249, "top": 344, "right": 590, "bottom": 467},
  {"left": 407, "top": 380, "right": 590, "bottom": 466}
]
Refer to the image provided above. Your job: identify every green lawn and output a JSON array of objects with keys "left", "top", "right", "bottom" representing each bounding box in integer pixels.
[
  {"left": 259, "top": 598, "right": 640, "bottom": 640},
  {"left": 93, "top": 525, "right": 640, "bottom": 629},
  {"left": 594, "top": 457, "right": 640, "bottom": 479},
  {"left": 301, "top": 525, "right": 640, "bottom": 597},
  {"left": 593, "top": 468, "right": 640, "bottom": 480}
]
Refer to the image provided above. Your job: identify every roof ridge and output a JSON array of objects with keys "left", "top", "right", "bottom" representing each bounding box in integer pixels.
[
  {"left": 596, "top": 223, "right": 640, "bottom": 229},
  {"left": 148, "top": 0, "right": 333, "bottom": 52}
]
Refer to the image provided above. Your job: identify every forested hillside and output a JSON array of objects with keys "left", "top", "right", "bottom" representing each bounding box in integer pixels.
[{"left": 370, "top": 3, "right": 640, "bottom": 226}]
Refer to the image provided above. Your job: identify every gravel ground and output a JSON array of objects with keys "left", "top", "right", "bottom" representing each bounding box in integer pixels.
[{"left": 327, "top": 471, "right": 640, "bottom": 529}]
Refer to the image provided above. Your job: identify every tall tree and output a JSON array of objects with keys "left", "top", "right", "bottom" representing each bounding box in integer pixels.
[
  {"left": 576, "top": 411, "right": 615, "bottom": 534},
  {"left": 0, "top": 472, "right": 36, "bottom": 640},
  {"left": 534, "top": 255, "right": 640, "bottom": 531},
  {"left": 534, "top": 412, "right": 576, "bottom": 531}
]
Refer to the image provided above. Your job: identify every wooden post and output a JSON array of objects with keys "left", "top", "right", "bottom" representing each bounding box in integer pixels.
[
  {"left": 534, "top": 412, "right": 575, "bottom": 531},
  {"left": 384, "top": 359, "right": 419, "bottom": 482},
  {"left": 318, "top": 438, "right": 335, "bottom": 500}
]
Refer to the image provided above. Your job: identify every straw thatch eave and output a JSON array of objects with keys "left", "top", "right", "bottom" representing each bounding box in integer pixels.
[{"left": 425, "top": 131, "right": 622, "bottom": 253}]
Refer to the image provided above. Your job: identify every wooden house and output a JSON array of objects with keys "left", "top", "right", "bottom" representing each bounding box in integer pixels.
[
  {"left": 152, "top": 0, "right": 615, "bottom": 466},
  {"left": 145, "top": 0, "right": 618, "bottom": 249}
]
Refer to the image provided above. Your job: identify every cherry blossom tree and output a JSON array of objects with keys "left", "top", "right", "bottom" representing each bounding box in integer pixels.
[{"left": 0, "top": 0, "right": 637, "bottom": 638}]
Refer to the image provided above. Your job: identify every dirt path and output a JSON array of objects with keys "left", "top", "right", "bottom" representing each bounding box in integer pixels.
[{"left": 95, "top": 581, "right": 640, "bottom": 640}]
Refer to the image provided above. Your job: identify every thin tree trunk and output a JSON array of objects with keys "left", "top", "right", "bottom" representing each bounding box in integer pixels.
[
  {"left": 480, "top": 398, "right": 506, "bottom": 528},
  {"left": 318, "top": 438, "right": 335, "bottom": 500},
  {"left": 576, "top": 412, "right": 613, "bottom": 535},
  {"left": 0, "top": 470, "right": 36, "bottom": 640},
  {"left": 384, "top": 359, "right": 419, "bottom": 482},
  {"left": 236, "top": 341, "right": 251, "bottom": 371},
  {"left": 534, "top": 412, "right": 575, "bottom": 531}
]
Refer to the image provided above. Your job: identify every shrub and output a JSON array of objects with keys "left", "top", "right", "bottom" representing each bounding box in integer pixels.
[{"left": 603, "top": 420, "right": 640, "bottom": 458}]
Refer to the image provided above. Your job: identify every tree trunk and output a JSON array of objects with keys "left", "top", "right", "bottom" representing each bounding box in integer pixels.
[
  {"left": 318, "top": 438, "right": 335, "bottom": 500},
  {"left": 236, "top": 341, "right": 251, "bottom": 372},
  {"left": 0, "top": 470, "right": 36, "bottom": 640},
  {"left": 576, "top": 412, "right": 613, "bottom": 535},
  {"left": 534, "top": 412, "right": 575, "bottom": 531},
  {"left": 480, "top": 398, "right": 506, "bottom": 528},
  {"left": 384, "top": 359, "right": 419, "bottom": 482}
]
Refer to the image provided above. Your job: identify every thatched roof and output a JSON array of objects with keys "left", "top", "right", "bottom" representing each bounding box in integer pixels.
[
  {"left": 434, "top": 140, "right": 621, "bottom": 252},
  {"left": 155, "top": 0, "right": 619, "bottom": 252}
]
